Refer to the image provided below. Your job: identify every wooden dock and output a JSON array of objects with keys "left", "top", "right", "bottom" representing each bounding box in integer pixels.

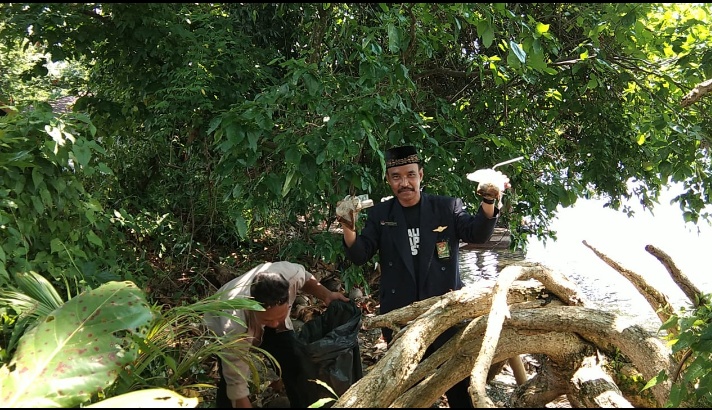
[{"left": 460, "top": 227, "right": 511, "bottom": 250}]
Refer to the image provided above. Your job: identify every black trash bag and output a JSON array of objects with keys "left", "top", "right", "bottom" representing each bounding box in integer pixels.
[{"left": 287, "top": 299, "right": 363, "bottom": 408}]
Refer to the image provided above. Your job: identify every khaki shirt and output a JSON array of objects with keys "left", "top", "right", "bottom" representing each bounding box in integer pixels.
[{"left": 204, "top": 261, "right": 313, "bottom": 401}]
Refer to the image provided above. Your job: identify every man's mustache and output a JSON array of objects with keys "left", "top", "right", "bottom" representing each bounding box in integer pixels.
[{"left": 398, "top": 188, "right": 414, "bottom": 193}]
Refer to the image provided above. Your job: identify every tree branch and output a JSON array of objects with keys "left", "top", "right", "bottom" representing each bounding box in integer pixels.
[
  {"left": 680, "top": 78, "right": 712, "bottom": 108},
  {"left": 582, "top": 240, "right": 675, "bottom": 332},
  {"left": 644, "top": 244, "right": 703, "bottom": 307}
]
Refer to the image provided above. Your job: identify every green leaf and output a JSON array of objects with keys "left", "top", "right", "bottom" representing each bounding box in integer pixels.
[
  {"left": 509, "top": 40, "right": 527, "bottom": 63},
  {"left": 306, "top": 379, "right": 338, "bottom": 408},
  {"left": 12, "top": 271, "right": 64, "bottom": 312},
  {"left": 85, "top": 208, "right": 96, "bottom": 225},
  {"left": 50, "top": 238, "right": 64, "bottom": 254},
  {"left": 49, "top": 177, "right": 67, "bottom": 194},
  {"left": 668, "top": 383, "right": 683, "bottom": 407},
  {"left": 641, "top": 369, "right": 668, "bottom": 391},
  {"left": 506, "top": 49, "right": 521, "bottom": 68},
  {"left": 39, "top": 186, "right": 54, "bottom": 208},
  {"left": 164, "top": 354, "right": 178, "bottom": 373},
  {"left": 207, "top": 116, "right": 222, "bottom": 137},
  {"left": 285, "top": 147, "right": 302, "bottom": 165},
  {"left": 86, "top": 230, "right": 103, "bottom": 247},
  {"left": 225, "top": 123, "right": 244, "bottom": 146},
  {"left": 660, "top": 314, "right": 678, "bottom": 330},
  {"left": 247, "top": 130, "right": 260, "bottom": 152},
  {"left": 282, "top": 168, "right": 295, "bottom": 198},
  {"left": 308, "top": 397, "right": 336, "bottom": 408},
  {"left": 31, "top": 167, "right": 44, "bottom": 189},
  {"left": 31, "top": 195, "right": 44, "bottom": 214},
  {"left": 477, "top": 20, "right": 495, "bottom": 48},
  {"left": 235, "top": 216, "right": 248, "bottom": 239},
  {"left": 97, "top": 162, "right": 113, "bottom": 175},
  {"left": 387, "top": 23, "right": 400, "bottom": 53},
  {"left": 303, "top": 73, "right": 320, "bottom": 96},
  {"left": 316, "top": 149, "right": 327, "bottom": 165},
  {"left": 0, "top": 281, "right": 153, "bottom": 407}
]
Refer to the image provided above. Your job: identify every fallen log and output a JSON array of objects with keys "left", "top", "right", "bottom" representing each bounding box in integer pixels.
[{"left": 335, "top": 299, "right": 673, "bottom": 407}]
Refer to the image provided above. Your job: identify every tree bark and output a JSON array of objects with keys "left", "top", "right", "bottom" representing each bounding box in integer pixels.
[
  {"left": 504, "top": 307, "right": 673, "bottom": 406},
  {"left": 510, "top": 356, "right": 571, "bottom": 407},
  {"left": 567, "top": 354, "right": 633, "bottom": 407}
]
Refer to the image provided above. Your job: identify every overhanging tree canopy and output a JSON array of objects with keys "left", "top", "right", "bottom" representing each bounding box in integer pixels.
[{"left": 1, "top": 2, "right": 710, "bottom": 260}]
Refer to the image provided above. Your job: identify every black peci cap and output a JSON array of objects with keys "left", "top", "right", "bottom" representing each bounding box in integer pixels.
[{"left": 385, "top": 145, "right": 420, "bottom": 169}]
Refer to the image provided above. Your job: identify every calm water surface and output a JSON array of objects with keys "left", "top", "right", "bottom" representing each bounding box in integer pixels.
[{"left": 460, "top": 184, "right": 712, "bottom": 333}]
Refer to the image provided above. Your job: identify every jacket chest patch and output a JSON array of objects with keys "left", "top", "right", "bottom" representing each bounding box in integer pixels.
[{"left": 436, "top": 241, "right": 450, "bottom": 259}]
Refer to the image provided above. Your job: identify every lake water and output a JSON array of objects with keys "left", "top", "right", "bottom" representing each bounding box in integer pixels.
[{"left": 460, "top": 183, "right": 712, "bottom": 333}]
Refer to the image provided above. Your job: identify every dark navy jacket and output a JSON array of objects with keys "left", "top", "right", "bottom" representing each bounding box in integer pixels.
[{"left": 344, "top": 192, "right": 498, "bottom": 320}]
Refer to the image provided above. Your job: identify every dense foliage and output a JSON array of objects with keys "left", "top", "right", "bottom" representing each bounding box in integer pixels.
[
  {"left": 0, "top": 104, "right": 123, "bottom": 288},
  {"left": 1, "top": 3, "right": 711, "bottom": 407},
  {"left": 654, "top": 293, "right": 712, "bottom": 407}
]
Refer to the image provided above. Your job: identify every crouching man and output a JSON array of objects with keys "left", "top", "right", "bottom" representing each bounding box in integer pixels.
[{"left": 205, "top": 261, "right": 349, "bottom": 408}]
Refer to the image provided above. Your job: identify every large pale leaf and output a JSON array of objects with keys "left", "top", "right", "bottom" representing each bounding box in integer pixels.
[
  {"left": 0, "top": 281, "right": 154, "bottom": 408},
  {"left": 84, "top": 388, "right": 198, "bottom": 408}
]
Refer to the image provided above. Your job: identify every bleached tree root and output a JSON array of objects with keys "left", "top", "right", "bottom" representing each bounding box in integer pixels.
[
  {"left": 333, "top": 257, "right": 680, "bottom": 408},
  {"left": 392, "top": 328, "right": 587, "bottom": 408},
  {"left": 470, "top": 265, "right": 527, "bottom": 407},
  {"left": 508, "top": 356, "right": 528, "bottom": 385},
  {"left": 334, "top": 305, "right": 672, "bottom": 407}
]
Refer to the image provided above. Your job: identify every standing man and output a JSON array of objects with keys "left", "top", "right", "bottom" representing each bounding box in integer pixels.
[
  {"left": 338, "top": 145, "right": 510, "bottom": 407},
  {"left": 205, "top": 261, "right": 349, "bottom": 408}
]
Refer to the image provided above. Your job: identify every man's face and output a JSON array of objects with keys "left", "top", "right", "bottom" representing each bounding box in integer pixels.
[
  {"left": 386, "top": 163, "right": 422, "bottom": 207},
  {"left": 256, "top": 303, "right": 290, "bottom": 329}
]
